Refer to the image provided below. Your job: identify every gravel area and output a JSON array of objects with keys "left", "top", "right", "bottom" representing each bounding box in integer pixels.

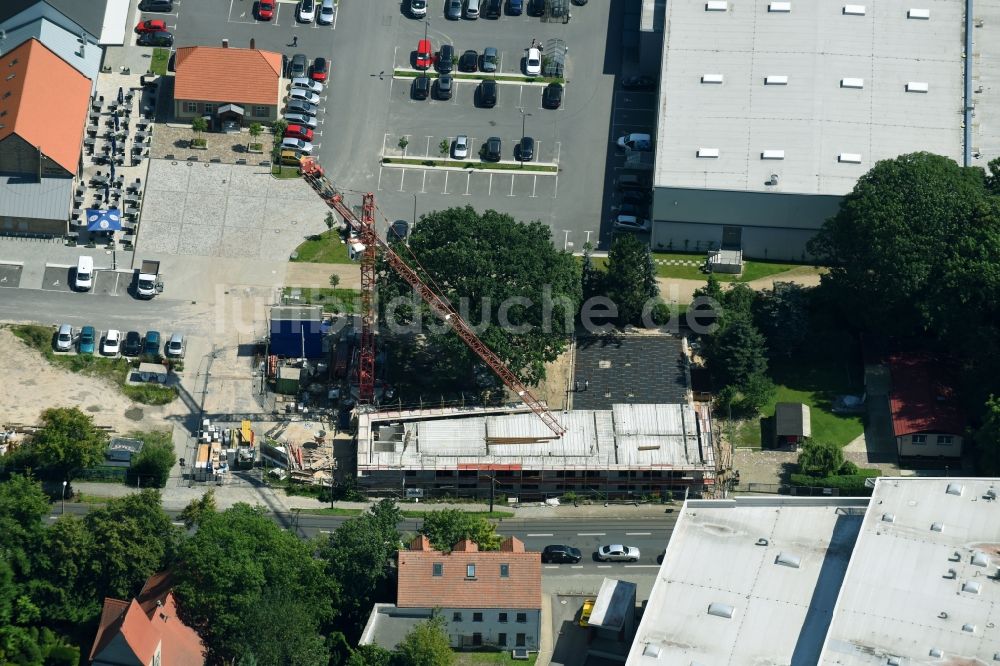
[{"left": 151, "top": 124, "right": 274, "bottom": 165}]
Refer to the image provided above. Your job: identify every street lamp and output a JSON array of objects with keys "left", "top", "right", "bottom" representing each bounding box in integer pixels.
[
  {"left": 61, "top": 480, "right": 67, "bottom": 515},
  {"left": 517, "top": 107, "right": 531, "bottom": 168},
  {"left": 423, "top": 18, "right": 430, "bottom": 44}
]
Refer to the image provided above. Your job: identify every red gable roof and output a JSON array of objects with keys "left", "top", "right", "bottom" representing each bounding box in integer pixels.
[
  {"left": 174, "top": 46, "right": 282, "bottom": 106},
  {"left": 888, "top": 354, "right": 965, "bottom": 437},
  {"left": 397, "top": 537, "right": 541, "bottom": 610}
]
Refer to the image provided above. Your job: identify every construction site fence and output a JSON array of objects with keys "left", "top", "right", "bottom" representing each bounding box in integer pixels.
[
  {"left": 361, "top": 486, "right": 703, "bottom": 503},
  {"left": 734, "top": 482, "right": 869, "bottom": 497}
]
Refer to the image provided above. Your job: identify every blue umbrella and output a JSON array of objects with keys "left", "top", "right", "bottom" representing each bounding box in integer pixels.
[{"left": 85, "top": 208, "right": 122, "bottom": 232}]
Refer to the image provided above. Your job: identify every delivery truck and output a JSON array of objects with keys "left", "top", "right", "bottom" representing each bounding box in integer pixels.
[{"left": 135, "top": 260, "right": 161, "bottom": 299}]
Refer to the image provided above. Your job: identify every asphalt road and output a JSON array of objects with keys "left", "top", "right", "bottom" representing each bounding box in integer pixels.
[{"left": 53, "top": 502, "right": 673, "bottom": 575}]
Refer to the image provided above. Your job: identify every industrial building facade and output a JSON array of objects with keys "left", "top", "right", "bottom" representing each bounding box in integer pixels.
[{"left": 649, "top": 0, "right": 965, "bottom": 260}]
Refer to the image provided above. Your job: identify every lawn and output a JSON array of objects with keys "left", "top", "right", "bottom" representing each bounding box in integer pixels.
[
  {"left": 454, "top": 650, "right": 537, "bottom": 665},
  {"left": 149, "top": 48, "right": 169, "bottom": 75},
  {"left": 290, "top": 230, "right": 353, "bottom": 264},
  {"left": 271, "top": 165, "right": 301, "bottom": 179},
  {"left": 585, "top": 252, "right": 811, "bottom": 283},
  {"left": 282, "top": 287, "right": 360, "bottom": 312},
  {"left": 9, "top": 325, "right": 177, "bottom": 405}
]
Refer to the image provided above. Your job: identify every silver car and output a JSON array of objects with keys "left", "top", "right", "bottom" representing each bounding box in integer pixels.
[
  {"left": 453, "top": 134, "right": 469, "bottom": 159},
  {"left": 596, "top": 544, "right": 641, "bottom": 562},
  {"left": 446, "top": 0, "right": 462, "bottom": 19},
  {"left": 482, "top": 47, "right": 498, "bottom": 73},
  {"left": 55, "top": 324, "right": 74, "bottom": 351},
  {"left": 284, "top": 112, "right": 317, "bottom": 129},
  {"left": 291, "top": 77, "right": 324, "bottom": 93},
  {"left": 282, "top": 137, "right": 314, "bottom": 154},
  {"left": 166, "top": 333, "right": 185, "bottom": 358},
  {"left": 289, "top": 88, "right": 321, "bottom": 105},
  {"left": 318, "top": 0, "right": 334, "bottom": 24}
]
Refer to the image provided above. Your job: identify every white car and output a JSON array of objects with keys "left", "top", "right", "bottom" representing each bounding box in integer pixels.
[
  {"left": 289, "top": 88, "right": 321, "bottom": 105},
  {"left": 291, "top": 77, "right": 324, "bottom": 94},
  {"left": 102, "top": 329, "right": 122, "bottom": 356},
  {"left": 525, "top": 47, "right": 542, "bottom": 76},
  {"left": 617, "top": 132, "right": 653, "bottom": 151},
  {"left": 55, "top": 324, "right": 74, "bottom": 351},
  {"left": 613, "top": 215, "right": 651, "bottom": 232},
  {"left": 318, "top": 0, "right": 334, "bottom": 24},
  {"left": 297, "top": 0, "right": 316, "bottom": 22},
  {"left": 409, "top": 0, "right": 427, "bottom": 17},
  {"left": 453, "top": 134, "right": 469, "bottom": 159},
  {"left": 596, "top": 544, "right": 641, "bottom": 562},
  {"left": 282, "top": 137, "right": 314, "bottom": 154},
  {"left": 284, "top": 112, "right": 318, "bottom": 129}
]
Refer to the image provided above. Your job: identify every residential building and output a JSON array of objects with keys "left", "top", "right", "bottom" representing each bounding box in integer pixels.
[
  {"left": 356, "top": 402, "right": 716, "bottom": 499},
  {"left": 888, "top": 354, "right": 965, "bottom": 459},
  {"left": 0, "top": 0, "right": 122, "bottom": 46},
  {"left": 173, "top": 44, "right": 283, "bottom": 129},
  {"left": 360, "top": 536, "right": 542, "bottom": 651},
  {"left": 0, "top": 12, "right": 102, "bottom": 92},
  {"left": 649, "top": 0, "right": 965, "bottom": 259},
  {"left": 89, "top": 572, "right": 205, "bottom": 666}
]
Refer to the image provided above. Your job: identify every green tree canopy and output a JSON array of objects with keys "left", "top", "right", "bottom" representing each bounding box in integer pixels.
[
  {"left": 975, "top": 395, "right": 1000, "bottom": 476},
  {"left": 128, "top": 431, "right": 176, "bottom": 488},
  {"left": 419, "top": 510, "right": 501, "bottom": 552},
  {"left": 378, "top": 206, "right": 581, "bottom": 385},
  {"left": 394, "top": 616, "right": 454, "bottom": 666},
  {"left": 29, "top": 516, "right": 100, "bottom": 624},
  {"left": 704, "top": 312, "right": 768, "bottom": 390},
  {"left": 0, "top": 475, "right": 50, "bottom": 580},
  {"left": 603, "top": 234, "right": 659, "bottom": 326},
  {"left": 27, "top": 408, "right": 108, "bottom": 483},
  {"left": 797, "top": 440, "right": 845, "bottom": 478},
  {"left": 179, "top": 490, "right": 217, "bottom": 530}
]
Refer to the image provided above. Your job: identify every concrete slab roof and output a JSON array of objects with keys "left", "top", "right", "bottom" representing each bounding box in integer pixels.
[
  {"left": 654, "top": 0, "right": 965, "bottom": 196},
  {"left": 573, "top": 335, "right": 689, "bottom": 410}
]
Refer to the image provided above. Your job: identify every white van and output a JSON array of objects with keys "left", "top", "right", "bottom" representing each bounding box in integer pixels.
[
  {"left": 465, "top": 0, "right": 480, "bottom": 19},
  {"left": 75, "top": 256, "right": 93, "bottom": 291}
]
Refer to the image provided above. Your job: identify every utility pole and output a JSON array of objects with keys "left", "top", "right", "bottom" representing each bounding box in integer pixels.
[{"left": 61, "top": 480, "right": 67, "bottom": 515}]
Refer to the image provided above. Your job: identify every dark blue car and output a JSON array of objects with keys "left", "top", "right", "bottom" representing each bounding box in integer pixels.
[{"left": 508, "top": 0, "right": 523, "bottom": 14}]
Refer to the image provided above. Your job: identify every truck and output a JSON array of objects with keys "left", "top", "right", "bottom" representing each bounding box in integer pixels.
[{"left": 135, "top": 260, "right": 161, "bottom": 298}]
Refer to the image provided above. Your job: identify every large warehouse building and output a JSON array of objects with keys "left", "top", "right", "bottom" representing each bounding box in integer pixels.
[{"left": 649, "top": 0, "right": 966, "bottom": 260}]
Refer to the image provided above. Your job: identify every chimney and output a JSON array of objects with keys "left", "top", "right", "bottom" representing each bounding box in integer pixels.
[
  {"left": 250, "top": 38, "right": 256, "bottom": 50},
  {"left": 222, "top": 38, "right": 229, "bottom": 48}
]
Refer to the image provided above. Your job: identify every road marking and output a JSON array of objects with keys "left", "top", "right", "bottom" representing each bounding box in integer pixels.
[
  {"left": 553, "top": 173, "right": 559, "bottom": 198},
  {"left": 48, "top": 515, "right": 58, "bottom": 520},
  {"left": 398, "top": 169, "right": 406, "bottom": 191},
  {"left": 597, "top": 565, "right": 612, "bottom": 569},
  {"left": 518, "top": 84, "right": 523, "bottom": 107},
  {"left": 626, "top": 532, "right": 652, "bottom": 536},
  {"left": 377, "top": 166, "right": 384, "bottom": 191},
  {"left": 571, "top": 565, "right": 584, "bottom": 569},
  {"left": 425, "top": 135, "right": 433, "bottom": 156},
  {"left": 508, "top": 175, "right": 516, "bottom": 197},
  {"left": 577, "top": 532, "right": 605, "bottom": 536},
  {"left": 464, "top": 172, "right": 471, "bottom": 195},
  {"left": 382, "top": 132, "right": 389, "bottom": 157},
  {"left": 442, "top": 171, "right": 449, "bottom": 194},
  {"left": 319, "top": 529, "right": 332, "bottom": 534},
  {"left": 171, "top": 521, "right": 185, "bottom": 526},
  {"left": 530, "top": 175, "right": 538, "bottom": 197},
  {"left": 554, "top": 141, "right": 561, "bottom": 164},
  {"left": 488, "top": 173, "right": 493, "bottom": 196},
  {"left": 527, "top": 533, "right": 553, "bottom": 537},
  {"left": 624, "top": 565, "right": 661, "bottom": 569},
  {"left": 420, "top": 169, "right": 427, "bottom": 193}
]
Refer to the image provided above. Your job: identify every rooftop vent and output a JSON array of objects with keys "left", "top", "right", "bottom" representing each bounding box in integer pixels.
[
  {"left": 702, "top": 74, "right": 724, "bottom": 84},
  {"left": 706, "top": 0, "right": 729, "bottom": 10},
  {"left": 756, "top": 538, "right": 769, "bottom": 546},
  {"left": 962, "top": 623, "right": 976, "bottom": 633},
  {"left": 697, "top": 148, "right": 720, "bottom": 158},
  {"left": 946, "top": 482, "right": 964, "bottom": 496},
  {"left": 908, "top": 8, "right": 930, "bottom": 18},
  {"left": 962, "top": 581, "right": 982, "bottom": 594},
  {"left": 843, "top": 4, "right": 866, "bottom": 14},
  {"left": 944, "top": 568, "right": 957, "bottom": 579},
  {"left": 838, "top": 153, "right": 862, "bottom": 164},
  {"left": 4, "top": 73, "right": 14, "bottom": 81},
  {"left": 767, "top": 174, "right": 779, "bottom": 186},
  {"left": 972, "top": 552, "right": 990, "bottom": 567},
  {"left": 930, "top": 522, "right": 944, "bottom": 532},
  {"left": 841, "top": 78, "right": 865, "bottom": 89},
  {"left": 949, "top": 551, "right": 962, "bottom": 562},
  {"left": 887, "top": 658, "right": 901, "bottom": 666},
  {"left": 708, "top": 602, "right": 735, "bottom": 619},
  {"left": 906, "top": 81, "right": 929, "bottom": 93},
  {"left": 775, "top": 553, "right": 801, "bottom": 568},
  {"left": 769, "top": 1, "right": 791, "bottom": 11},
  {"left": 642, "top": 644, "right": 662, "bottom": 657},
  {"left": 761, "top": 150, "right": 784, "bottom": 160},
  {"left": 881, "top": 513, "right": 895, "bottom": 523},
  {"left": 765, "top": 75, "right": 789, "bottom": 85},
  {"left": 930, "top": 648, "right": 943, "bottom": 658}
]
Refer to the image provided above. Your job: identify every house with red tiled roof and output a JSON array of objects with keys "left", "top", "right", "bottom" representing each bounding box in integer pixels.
[
  {"left": 888, "top": 354, "right": 965, "bottom": 460},
  {"left": 172, "top": 43, "right": 283, "bottom": 130},
  {"left": 360, "top": 536, "right": 542, "bottom": 653},
  {"left": 89, "top": 572, "right": 205, "bottom": 666}
]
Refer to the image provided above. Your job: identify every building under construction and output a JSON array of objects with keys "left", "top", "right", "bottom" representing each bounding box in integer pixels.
[{"left": 356, "top": 403, "right": 716, "bottom": 500}]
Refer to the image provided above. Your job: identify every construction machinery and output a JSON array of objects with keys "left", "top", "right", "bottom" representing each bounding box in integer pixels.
[{"left": 299, "top": 157, "right": 565, "bottom": 437}]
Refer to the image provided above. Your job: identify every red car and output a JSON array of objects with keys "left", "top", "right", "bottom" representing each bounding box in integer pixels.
[
  {"left": 415, "top": 39, "right": 432, "bottom": 70},
  {"left": 135, "top": 19, "right": 167, "bottom": 34},
  {"left": 257, "top": 1, "right": 274, "bottom": 19},
  {"left": 310, "top": 57, "right": 329, "bottom": 83},
  {"left": 284, "top": 125, "right": 314, "bottom": 142}
]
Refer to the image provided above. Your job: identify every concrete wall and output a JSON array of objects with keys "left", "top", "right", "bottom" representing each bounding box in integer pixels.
[
  {"left": 896, "top": 433, "right": 963, "bottom": 458},
  {"left": 0, "top": 215, "right": 67, "bottom": 236},
  {"left": 173, "top": 100, "right": 278, "bottom": 126},
  {"left": 441, "top": 607, "right": 541, "bottom": 650}
]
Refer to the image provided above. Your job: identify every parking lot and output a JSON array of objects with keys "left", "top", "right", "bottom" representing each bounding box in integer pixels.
[
  {"left": 41, "top": 265, "right": 132, "bottom": 297},
  {"left": 0, "top": 263, "right": 23, "bottom": 289}
]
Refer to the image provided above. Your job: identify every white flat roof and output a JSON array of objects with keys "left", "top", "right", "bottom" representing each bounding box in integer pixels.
[
  {"left": 626, "top": 496, "right": 869, "bottom": 665},
  {"left": 654, "top": 0, "right": 965, "bottom": 195},
  {"left": 818, "top": 477, "right": 1000, "bottom": 664}
]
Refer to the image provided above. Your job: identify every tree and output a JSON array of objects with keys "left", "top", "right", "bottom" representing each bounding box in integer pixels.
[
  {"left": 237, "top": 589, "right": 331, "bottom": 666},
  {"left": 128, "top": 431, "right": 176, "bottom": 488},
  {"left": 326, "top": 211, "right": 337, "bottom": 230},
  {"left": 27, "top": 408, "right": 107, "bottom": 485},
  {"left": 319, "top": 500, "right": 401, "bottom": 642},
  {"left": 0, "top": 475, "right": 50, "bottom": 580},
  {"left": 419, "top": 510, "right": 501, "bottom": 551},
  {"left": 603, "top": 234, "right": 658, "bottom": 326},
  {"left": 179, "top": 490, "right": 217, "bottom": 530},
  {"left": 191, "top": 115, "right": 208, "bottom": 136},
  {"left": 394, "top": 616, "right": 455, "bottom": 666},
  {"left": 248, "top": 121, "right": 263, "bottom": 150},
  {"left": 703, "top": 312, "right": 768, "bottom": 390},
  {"left": 329, "top": 274, "right": 342, "bottom": 288},
  {"left": 29, "top": 516, "right": 100, "bottom": 625},
  {"left": 580, "top": 243, "right": 604, "bottom": 302},
  {"left": 753, "top": 282, "right": 810, "bottom": 358},
  {"left": 797, "top": 440, "right": 844, "bottom": 477},
  {"left": 346, "top": 644, "right": 392, "bottom": 666},
  {"left": 398, "top": 136, "right": 409, "bottom": 151},
  {"left": 975, "top": 395, "right": 1000, "bottom": 475},
  {"left": 173, "top": 504, "right": 337, "bottom": 663},
  {"left": 439, "top": 138, "right": 450, "bottom": 157},
  {"left": 378, "top": 206, "right": 581, "bottom": 385}
]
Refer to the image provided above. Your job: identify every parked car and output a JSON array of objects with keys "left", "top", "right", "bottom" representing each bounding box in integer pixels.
[
  {"left": 518, "top": 136, "right": 534, "bottom": 161},
  {"left": 137, "top": 31, "right": 173, "bottom": 47},
  {"left": 122, "top": 331, "right": 142, "bottom": 357},
  {"left": 318, "top": 0, "right": 335, "bottom": 24},
  {"left": 508, "top": 0, "right": 524, "bottom": 14},
  {"left": 144, "top": 331, "right": 161, "bottom": 356},
  {"left": 390, "top": 220, "right": 410, "bottom": 241},
  {"left": 446, "top": 0, "right": 463, "bottom": 19},
  {"left": 78, "top": 326, "right": 96, "bottom": 355},
  {"left": 485, "top": 0, "right": 502, "bottom": 18},
  {"left": 409, "top": 0, "right": 427, "bottom": 17},
  {"left": 135, "top": 19, "right": 167, "bottom": 33},
  {"left": 289, "top": 88, "right": 320, "bottom": 105},
  {"left": 138, "top": 0, "right": 173, "bottom": 11},
  {"left": 617, "top": 132, "right": 653, "bottom": 151},
  {"left": 527, "top": 0, "right": 545, "bottom": 16},
  {"left": 596, "top": 544, "right": 640, "bottom": 562},
  {"left": 288, "top": 53, "right": 308, "bottom": 78},
  {"left": 459, "top": 49, "right": 479, "bottom": 72},
  {"left": 415, "top": 39, "right": 432, "bottom": 69},
  {"left": 483, "top": 136, "right": 502, "bottom": 161},
  {"left": 579, "top": 598, "right": 595, "bottom": 627},
  {"left": 616, "top": 173, "right": 652, "bottom": 191},
  {"left": 75, "top": 255, "right": 93, "bottom": 291},
  {"left": 482, "top": 47, "right": 498, "bottom": 73},
  {"left": 525, "top": 47, "right": 542, "bottom": 76},
  {"left": 612, "top": 215, "right": 651, "bottom": 232},
  {"left": 310, "top": 57, "right": 329, "bottom": 82},
  {"left": 102, "top": 329, "right": 121, "bottom": 356},
  {"left": 541, "top": 545, "right": 582, "bottom": 564},
  {"left": 437, "top": 44, "right": 454, "bottom": 73},
  {"left": 412, "top": 75, "right": 431, "bottom": 99},
  {"left": 285, "top": 124, "right": 314, "bottom": 141},
  {"left": 436, "top": 74, "right": 453, "bottom": 99},
  {"left": 286, "top": 99, "right": 318, "bottom": 116},
  {"left": 453, "top": 134, "right": 469, "bottom": 159},
  {"left": 282, "top": 137, "right": 314, "bottom": 153},
  {"left": 256, "top": 1, "right": 274, "bottom": 19},
  {"left": 165, "top": 333, "right": 185, "bottom": 358},
  {"left": 298, "top": 0, "right": 316, "bottom": 22},
  {"left": 291, "top": 77, "right": 324, "bottom": 93},
  {"left": 542, "top": 82, "right": 563, "bottom": 109},
  {"left": 479, "top": 79, "right": 497, "bottom": 107},
  {"left": 465, "top": 0, "right": 481, "bottom": 18},
  {"left": 280, "top": 149, "right": 302, "bottom": 166},
  {"left": 284, "top": 112, "right": 318, "bottom": 129},
  {"left": 55, "top": 324, "right": 73, "bottom": 352},
  {"left": 622, "top": 75, "right": 656, "bottom": 91},
  {"left": 618, "top": 202, "right": 648, "bottom": 218}
]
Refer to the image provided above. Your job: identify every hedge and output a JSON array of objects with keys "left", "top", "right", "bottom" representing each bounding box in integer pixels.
[{"left": 789, "top": 468, "right": 881, "bottom": 496}]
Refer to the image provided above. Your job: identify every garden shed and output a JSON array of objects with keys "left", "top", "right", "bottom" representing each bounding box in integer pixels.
[{"left": 774, "top": 402, "right": 811, "bottom": 448}]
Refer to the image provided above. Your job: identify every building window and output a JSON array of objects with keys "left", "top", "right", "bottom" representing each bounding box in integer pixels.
[
  {"left": 500, "top": 564, "right": 509, "bottom": 578},
  {"left": 498, "top": 633, "right": 507, "bottom": 646},
  {"left": 253, "top": 105, "right": 268, "bottom": 117},
  {"left": 473, "top": 612, "right": 483, "bottom": 622},
  {"left": 405, "top": 470, "right": 417, "bottom": 476},
  {"left": 516, "top": 613, "right": 527, "bottom": 623},
  {"left": 453, "top": 612, "right": 462, "bottom": 622},
  {"left": 516, "top": 633, "right": 526, "bottom": 647},
  {"left": 938, "top": 435, "right": 953, "bottom": 445},
  {"left": 499, "top": 613, "right": 508, "bottom": 623},
  {"left": 472, "top": 633, "right": 482, "bottom": 646},
  {"left": 204, "top": 103, "right": 216, "bottom": 115},
  {"left": 912, "top": 435, "right": 927, "bottom": 445},
  {"left": 466, "top": 564, "right": 476, "bottom": 578},
  {"left": 185, "top": 102, "right": 197, "bottom": 113},
  {"left": 433, "top": 563, "right": 443, "bottom": 577}
]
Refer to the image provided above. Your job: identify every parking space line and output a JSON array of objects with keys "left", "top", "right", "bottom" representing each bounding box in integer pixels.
[
  {"left": 425, "top": 136, "right": 433, "bottom": 156},
  {"left": 420, "top": 170, "right": 427, "bottom": 193},
  {"left": 398, "top": 169, "right": 406, "bottom": 191},
  {"left": 553, "top": 174, "right": 559, "bottom": 198},
  {"left": 488, "top": 173, "right": 493, "bottom": 196},
  {"left": 442, "top": 171, "right": 449, "bottom": 194},
  {"left": 530, "top": 175, "right": 538, "bottom": 197},
  {"left": 518, "top": 85, "right": 523, "bottom": 108},
  {"left": 508, "top": 176, "right": 515, "bottom": 197},
  {"left": 377, "top": 167, "right": 384, "bottom": 191},
  {"left": 464, "top": 172, "right": 471, "bottom": 195},
  {"left": 554, "top": 141, "right": 561, "bottom": 164}
]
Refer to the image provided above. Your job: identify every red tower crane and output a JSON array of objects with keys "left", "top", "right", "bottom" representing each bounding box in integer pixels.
[{"left": 300, "top": 158, "right": 565, "bottom": 438}]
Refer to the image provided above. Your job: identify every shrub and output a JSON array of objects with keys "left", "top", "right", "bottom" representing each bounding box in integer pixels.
[{"left": 789, "top": 469, "right": 880, "bottom": 496}]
